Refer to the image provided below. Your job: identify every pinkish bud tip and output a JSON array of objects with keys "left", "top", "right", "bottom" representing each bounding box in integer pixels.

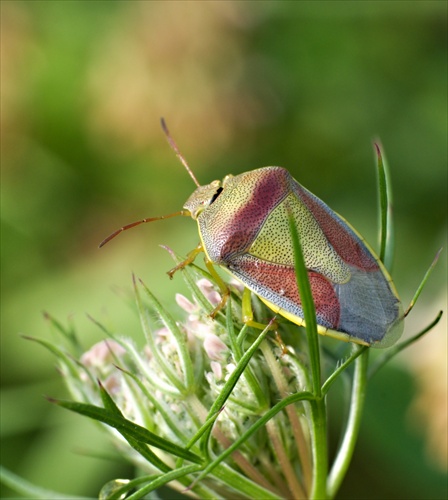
[
  {"left": 160, "top": 244, "right": 175, "bottom": 257},
  {"left": 374, "top": 142, "right": 382, "bottom": 158}
]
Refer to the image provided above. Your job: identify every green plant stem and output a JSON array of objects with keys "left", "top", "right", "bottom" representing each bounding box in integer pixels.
[
  {"left": 308, "top": 398, "right": 328, "bottom": 499},
  {"left": 327, "top": 348, "right": 369, "bottom": 498}
]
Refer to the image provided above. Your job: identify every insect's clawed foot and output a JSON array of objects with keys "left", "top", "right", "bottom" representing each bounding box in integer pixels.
[{"left": 208, "top": 290, "right": 230, "bottom": 319}]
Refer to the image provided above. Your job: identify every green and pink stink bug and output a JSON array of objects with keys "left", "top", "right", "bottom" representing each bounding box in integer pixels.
[{"left": 100, "top": 120, "right": 404, "bottom": 348}]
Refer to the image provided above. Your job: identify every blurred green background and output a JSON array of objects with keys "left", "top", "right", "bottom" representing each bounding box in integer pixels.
[{"left": 1, "top": 1, "right": 446, "bottom": 498}]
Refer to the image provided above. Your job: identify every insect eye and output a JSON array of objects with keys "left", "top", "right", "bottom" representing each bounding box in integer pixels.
[{"left": 210, "top": 187, "right": 223, "bottom": 205}]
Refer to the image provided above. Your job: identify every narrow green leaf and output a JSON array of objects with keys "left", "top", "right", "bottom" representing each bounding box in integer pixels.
[
  {"left": 98, "top": 381, "right": 174, "bottom": 472},
  {"left": 86, "top": 313, "right": 115, "bottom": 336},
  {"left": 374, "top": 141, "right": 394, "bottom": 269},
  {"left": 133, "top": 275, "right": 187, "bottom": 394},
  {"left": 123, "top": 339, "right": 180, "bottom": 397},
  {"left": 200, "top": 319, "right": 273, "bottom": 458},
  {"left": 405, "top": 248, "right": 443, "bottom": 316},
  {"left": 287, "top": 210, "right": 329, "bottom": 498},
  {"left": 321, "top": 345, "right": 368, "bottom": 396},
  {"left": 98, "top": 380, "right": 122, "bottom": 415},
  {"left": 95, "top": 392, "right": 215, "bottom": 498},
  {"left": 138, "top": 276, "right": 195, "bottom": 390},
  {"left": 225, "top": 298, "right": 268, "bottom": 409},
  {"left": 49, "top": 398, "right": 202, "bottom": 464},
  {"left": 115, "top": 365, "right": 190, "bottom": 442},
  {"left": 42, "top": 312, "right": 83, "bottom": 355},
  {"left": 287, "top": 210, "right": 321, "bottom": 396},
  {"left": 125, "top": 465, "right": 204, "bottom": 500},
  {"left": 99, "top": 467, "right": 217, "bottom": 500},
  {"left": 22, "top": 336, "right": 81, "bottom": 381},
  {"left": 194, "top": 391, "right": 314, "bottom": 488},
  {"left": 184, "top": 409, "right": 223, "bottom": 453},
  {"left": 128, "top": 439, "right": 172, "bottom": 474}
]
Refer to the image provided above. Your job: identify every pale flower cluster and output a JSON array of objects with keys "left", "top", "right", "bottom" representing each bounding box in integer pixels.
[{"left": 62, "top": 277, "right": 310, "bottom": 496}]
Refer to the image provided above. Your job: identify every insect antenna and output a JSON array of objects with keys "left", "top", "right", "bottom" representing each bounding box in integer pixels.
[
  {"left": 99, "top": 210, "right": 189, "bottom": 248},
  {"left": 99, "top": 120, "right": 198, "bottom": 248},
  {"left": 160, "top": 117, "right": 201, "bottom": 187}
]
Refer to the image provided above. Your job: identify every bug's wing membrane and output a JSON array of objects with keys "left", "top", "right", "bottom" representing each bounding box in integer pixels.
[{"left": 335, "top": 266, "right": 404, "bottom": 346}]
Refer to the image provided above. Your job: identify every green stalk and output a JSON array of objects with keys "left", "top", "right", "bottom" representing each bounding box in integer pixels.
[
  {"left": 327, "top": 349, "right": 369, "bottom": 498},
  {"left": 308, "top": 398, "right": 328, "bottom": 499}
]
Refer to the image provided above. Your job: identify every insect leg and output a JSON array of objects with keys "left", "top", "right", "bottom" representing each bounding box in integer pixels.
[
  {"left": 167, "top": 243, "right": 204, "bottom": 279},
  {"left": 242, "top": 287, "right": 278, "bottom": 331}
]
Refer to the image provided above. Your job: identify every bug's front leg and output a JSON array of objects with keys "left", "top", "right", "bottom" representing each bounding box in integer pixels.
[{"left": 167, "top": 243, "right": 204, "bottom": 279}]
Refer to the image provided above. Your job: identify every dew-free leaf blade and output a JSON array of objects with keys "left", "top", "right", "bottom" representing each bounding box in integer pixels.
[{"left": 49, "top": 398, "right": 202, "bottom": 464}]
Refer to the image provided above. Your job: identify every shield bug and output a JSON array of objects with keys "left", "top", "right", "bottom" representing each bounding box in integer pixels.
[{"left": 100, "top": 119, "right": 404, "bottom": 348}]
